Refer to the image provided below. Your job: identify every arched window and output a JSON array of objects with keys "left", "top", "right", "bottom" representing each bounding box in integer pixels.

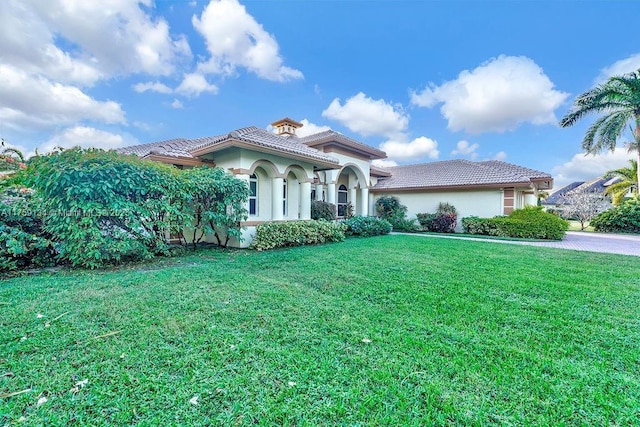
[
  {"left": 337, "top": 184, "right": 348, "bottom": 217},
  {"left": 249, "top": 174, "right": 258, "bottom": 215},
  {"left": 283, "top": 179, "right": 288, "bottom": 216}
]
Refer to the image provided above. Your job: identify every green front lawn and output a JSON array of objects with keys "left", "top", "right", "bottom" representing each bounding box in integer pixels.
[{"left": 2, "top": 236, "right": 639, "bottom": 425}]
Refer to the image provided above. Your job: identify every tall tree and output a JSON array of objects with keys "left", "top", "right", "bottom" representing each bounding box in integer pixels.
[
  {"left": 603, "top": 159, "right": 638, "bottom": 205},
  {"left": 559, "top": 69, "right": 640, "bottom": 189}
]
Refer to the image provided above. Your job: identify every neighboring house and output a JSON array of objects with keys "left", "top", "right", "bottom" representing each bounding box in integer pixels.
[
  {"left": 119, "top": 118, "right": 553, "bottom": 247},
  {"left": 542, "top": 177, "right": 618, "bottom": 212}
]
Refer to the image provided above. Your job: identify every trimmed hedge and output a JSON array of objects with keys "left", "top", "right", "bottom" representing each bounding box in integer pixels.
[
  {"left": 590, "top": 197, "right": 640, "bottom": 233},
  {"left": 462, "top": 206, "right": 568, "bottom": 240},
  {"left": 251, "top": 220, "right": 346, "bottom": 250},
  {"left": 311, "top": 200, "right": 337, "bottom": 221},
  {"left": 343, "top": 216, "right": 392, "bottom": 237}
]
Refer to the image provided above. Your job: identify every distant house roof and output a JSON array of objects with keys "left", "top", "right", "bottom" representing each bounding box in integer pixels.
[
  {"left": 119, "top": 126, "right": 340, "bottom": 167},
  {"left": 543, "top": 176, "right": 619, "bottom": 205},
  {"left": 298, "top": 130, "right": 387, "bottom": 160},
  {"left": 371, "top": 160, "right": 552, "bottom": 191}
]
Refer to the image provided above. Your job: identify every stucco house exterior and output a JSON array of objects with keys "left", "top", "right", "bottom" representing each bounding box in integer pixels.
[{"left": 119, "top": 117, "right": 553, "bottom": 247}]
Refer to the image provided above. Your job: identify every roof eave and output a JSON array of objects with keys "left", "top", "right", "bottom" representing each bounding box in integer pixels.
[
  {"left": 304, "top": 135, "right": 387, "bottom": 160},
  {"left": 191, "top": 139, "right": 340, "bottom": 169},
  {"left": 371, "top": 181, "right": 535, "bottom": 192}
]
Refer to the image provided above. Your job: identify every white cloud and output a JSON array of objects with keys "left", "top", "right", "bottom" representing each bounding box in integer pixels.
[
  {"left": 39, "top": 126, "right": 137, "bottom": 154},
  {"left": 175, "top": 73, "right": 218, "bottom": 97},
  {"left": 411, "top": 55, "right": 569, "bottom": 134},
  {"left": 133, "top": 81, "right": 173, "bottom": 94},
  {"left": 494, "top": 151, "right": 507, "bottom": 161},
  {"left": 0, "top": 65, "right": 125, "bottom": 131},
  {"left": 372, "top": 159, "right": 399, "bottom": 168},
  {"left": 295, "top": 119, "right": 330, "bottom": 137},
  {"left": 598, "top": 53, "right": 640, "bottom": 81},
  {"left": 451, "top": 140, "right": 479, "bottom": 159},
  {"left": 170, "top": 99, "right": 184, "bottom": 109},
  {"left": 192, "top": 0, "right": 303, "bottom": 82},
  {"left": 322, "top": 92, "right": 409, "bottom": 139},
  {"left": 551, "top": 148, "right": 635, "bottom": 190},
  {"left": 380, "top": 136, "right": 439, "bottom": 161},
  {"left": 0, "top": 0, "right": 191, "bottom": 85}
]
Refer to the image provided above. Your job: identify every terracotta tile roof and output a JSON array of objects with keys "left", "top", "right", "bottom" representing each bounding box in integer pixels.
[
  {"left": 298, "top": 130, "right": 387, "bottom": 159},
  {"left": 119, "top": 127, "right": 339, "bottom": 165},
  {"left": 372, "top": 159, "right": 552, "bottom": 191}
]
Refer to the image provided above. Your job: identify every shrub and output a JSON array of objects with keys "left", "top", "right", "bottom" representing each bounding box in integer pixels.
[
  {"left": 391, "top": 218, "right": 420, "bottom": 232},
  {"left": 462, "top": 206, "right": 568, "bottom": 240},
  {"left": 180, "top": 166, "right": 249, "bottom": 248},
  {"left": 21, "top": 148, "right": 187, "bottom": 269},
  {"left": 311, "top": 200, "right": 337, "bottom": 221},
  {"left": 416, "top": 203, "right": 458, "bottom": 233},
  {"left": 590, "top": 197, "right": 640, "bottom": 233},
  {"left": 251, "top": 220, "right": 346, "bottom": 250},
  {"left": 343, "top": 216, "right": 392, "bottom": 237},
  {"left": 462, "top": 216, "right": 499, "bottom": 236},
  {"left": 375, "top": 196, "right": 418, "bottom": 231},
  {"left": 416, "top": 213, "right": 437, "bottom": 230},
  {"left": 0, "top": 191, "right": 56, "bottom": 273},
  {"left": 375, "top": 196, "right": 407, "bottom": 223}
]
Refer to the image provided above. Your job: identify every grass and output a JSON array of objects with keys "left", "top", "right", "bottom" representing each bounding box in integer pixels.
[
  {"left": 567, "top": 220, "right": 595, "bottom": 232},
  {"left": 1, "top": 235, "right": 639, "bottom": 425}
]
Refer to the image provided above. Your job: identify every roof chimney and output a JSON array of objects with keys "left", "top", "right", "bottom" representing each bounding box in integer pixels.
[{"left": 271, "top": 117, "right": 303, "bottom": 136}]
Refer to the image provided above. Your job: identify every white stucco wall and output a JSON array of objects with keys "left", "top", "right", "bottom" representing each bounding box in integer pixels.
[{"left": 374, "top": 189, "right": 504, "bottom": 231}]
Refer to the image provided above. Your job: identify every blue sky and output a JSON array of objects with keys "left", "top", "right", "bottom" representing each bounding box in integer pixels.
[{"left": 2, "top": 0, "right": 639, "bottom": 189}]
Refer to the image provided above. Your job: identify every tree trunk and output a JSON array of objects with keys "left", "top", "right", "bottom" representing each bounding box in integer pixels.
[{"left": 635, "top": 119, "right": 640, "bottom": 194}]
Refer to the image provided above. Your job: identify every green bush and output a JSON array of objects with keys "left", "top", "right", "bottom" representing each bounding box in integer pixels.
[
  {"left": 417, "top": 203, "right": 458, "bottom": 233},
  {"left": 0, "top": 191, "right": 56, "bottom": 273},
  {"left": 590, "top": 197, "right": 640, "bottom": 233},
  {"left": 375, "top": 196, "right": 407, "bottom": 223},
  {"left": 462, "top": 207, "right": 568, "bottom": 240},
  {"left": 375, "top": 196, "right": 418, "bottom": 231},
  {"left": 416, "top": 213, "right": 437, "bottom": 230},
  {"left": 311, "top": 200, "right": 337, "bottom": 221},
  {"left": 20, "top": 148, "right": 187, "bottom": 269},
  {"left": 251, "top": 220, "right": 346, "bottom": 250},
  {"left": 181, "top": 166, "right": 249, "bottom": 248},
  {"left": 461, "top": 216, "right": 499, "bottom": 236},
  {"left": 343, "top": 216, "right": 392, "bottom": 237}
]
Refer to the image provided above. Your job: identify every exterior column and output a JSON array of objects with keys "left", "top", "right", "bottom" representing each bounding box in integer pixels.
[
  {"left": 300, "top": 181, "right": 312, "bottom": 220},
  {"left": 359, "top": 187, "right": 369, "bottom": 216},
  {"left": 315, "top": 184, "right": 323, "bottom": 201},
  {"left": 327, "top": 182, "right": 336, "bottom": 205},
  {"left": 272, "top": 177, "right": 284, "bottom": 220},
  {"left": 348, "top": 188, "right": 357, "bottom": 215}
]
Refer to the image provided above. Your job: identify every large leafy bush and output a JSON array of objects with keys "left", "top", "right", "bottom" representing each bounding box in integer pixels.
[
  {"left": 342, "top": 216, "right": 392, "bottom": 237},
  {"left": 462, "top": 206, "right": 568, "bottom": 240},
  {"left": 590, "top": 197, "right": 640, "bottom": 233},
  {"left": 311, "top": 200, "right": 337, "bottom": 221},
  {"left": 0, "top": 188, "right": 56, "bottom": 273},
  {"left": 22, "top": 148, "right": 186, "bottom": 268},
  {"left": 181, "top": 167, "right": 249, "bottom": 248},
  {"left": 375, "top": 196, "right": 419, "bottom": 231},
  {"left": 251, "top": 220, "right": 345, "bottom": 250}
]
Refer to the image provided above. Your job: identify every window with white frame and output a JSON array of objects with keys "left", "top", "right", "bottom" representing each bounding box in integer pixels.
[
  {"left": 283, "top": 179, "right": 287, "bottom": 216},
  {"left": 249, "top": 174, "right": 258, "bottom": 215},
  {"left": 337, "top": 184, "right": 348, "bottom": 217}
]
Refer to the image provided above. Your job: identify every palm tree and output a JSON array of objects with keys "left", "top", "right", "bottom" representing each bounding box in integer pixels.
[
  {"left": 559, "top": 69, "right": 640, "bottom": 190},
  {"left": 603, "top": 159, "right": 638, "bottom": 205}
]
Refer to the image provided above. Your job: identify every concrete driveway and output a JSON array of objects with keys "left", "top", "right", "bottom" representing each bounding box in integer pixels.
[{"left": 400, "top": 231, "right": 640, "bottom": 257}]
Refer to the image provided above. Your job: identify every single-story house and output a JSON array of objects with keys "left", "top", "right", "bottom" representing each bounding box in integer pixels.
[{"left": 119, "top": 117, "right": 553, "bottom": 247}]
